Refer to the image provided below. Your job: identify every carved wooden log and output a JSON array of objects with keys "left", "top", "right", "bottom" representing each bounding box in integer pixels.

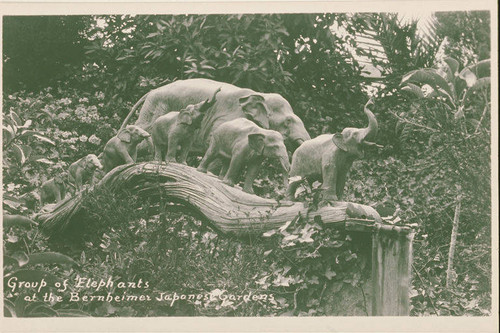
[{"left": 37, "top": 162, "right": 381, "bottom": 236}]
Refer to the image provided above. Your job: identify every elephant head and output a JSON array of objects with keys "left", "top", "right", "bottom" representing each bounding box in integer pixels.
[
  {"left": 118, "top": 125, "right": 151, "bottom": 144},
  {"left": 179, "top": 87, "right": 221, "bottom": 126},
  {"left": 265, "top": 95, "right": 311, "bottom": 151},
  {"left": 239, "top": 95, "right": 270, "bottom": 129},
  {"left": 248, "top": 131, "right": 290, "bottom": 177},
  {"left": 84, "top": 154, "right": 103, "bottom": 170},
  {"left": 240, "top": 93, "right": 311, "bottom": 151},
  {"left": 331, "top": 99, "right": 378, "bottom": 158}
]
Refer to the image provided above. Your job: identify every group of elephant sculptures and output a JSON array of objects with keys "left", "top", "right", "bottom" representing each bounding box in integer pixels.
[{"left": 39, "top": 78, "right": 380, "bottom": 207}]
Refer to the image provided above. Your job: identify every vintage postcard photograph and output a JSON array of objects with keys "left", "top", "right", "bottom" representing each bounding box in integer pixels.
[{"left": 1, "top": 1, "right": 498, "bottom": 332}]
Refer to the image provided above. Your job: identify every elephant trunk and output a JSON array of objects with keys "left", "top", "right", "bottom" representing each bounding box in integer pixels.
[
  {"left": 279, "top": 156, "right": 290, "bottom": 187},
  {"left": 200, "top": 87, "right": 222, "bottom": 112},
  {"left": 360, "top": 99, "right": 378, "bottom": 142},
  {"left": 294, "top": 138, "right": 305, "bottom": 147}
]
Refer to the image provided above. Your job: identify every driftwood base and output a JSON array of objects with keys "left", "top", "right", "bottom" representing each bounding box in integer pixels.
[{"left": 37, "top": 162, "right": 382, "bottom": 236}]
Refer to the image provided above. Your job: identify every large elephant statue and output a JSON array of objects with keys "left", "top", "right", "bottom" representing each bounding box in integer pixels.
[
  {"left": 120, "top": 78, "right": 311, "bottom": 155},
  {"left": 287, "top": 99, "right": 379, "bottom": 201}
]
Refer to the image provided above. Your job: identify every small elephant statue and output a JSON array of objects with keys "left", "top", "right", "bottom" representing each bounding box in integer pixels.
[
  {"left": 68, "top": 154, "right": 103, "bottom": 191},
  {"left": 152, "top": 87, "right": 221, "bottom": 164},
  {"left": 102, "top": 125, "right": 151, "bottom": 173},
  {"left": 40, "top": 173, "right": 67, "bottom": 206},
  {"left": 287, "top": 99, "right": 380, "bottom": 201},
  {"left": 197, "top": 118, "right": 290, "bottom": 194}
]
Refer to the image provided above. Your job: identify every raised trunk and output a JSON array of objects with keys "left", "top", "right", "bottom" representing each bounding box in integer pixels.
[
  {"left": 360, "top": 100, "right": 378, "bottom": 142},
  {"left": 199, "top": 87, "right": 222, "bottom": 113}
]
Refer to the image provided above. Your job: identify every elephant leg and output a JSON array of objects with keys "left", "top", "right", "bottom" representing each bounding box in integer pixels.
[
  {"left": 75, "top": 174, "right": 82, "bottom": 192},
  {"left": 54, "top": 188, "right": 62, "bottom": 202},
  {"left": 165, "top": 137, "right": 179, "bottom": 163},
  {"left": 178, "top": 139, "right": 193, "bottom": 165},
  {"left": 207, "top": 159, "right": 222, "bottom": 176},
  {"left": 223, "top": 154, "right": 245, "bottom": 187},
  {"left": 335, "top": 161, "right": 353, "bottom": 200},
  {"left": 219, "top": 159, "right": 229, "bottom": 180},
  {"left": 154, "top": 143, "right": 164, "bottom": 162},
  {"left": 60, "top": 186, "right": 66, "bottom": 201},
  {"left": 243, "top": 158, "right": 263, "bottom": 193},
  {"left": 321, "top": 161, "right": 338, "bottom": 201},
  {"left": 197, "top": 144, "right": 218, "bottom": 173},
  {"left": 137, "top": 136, "right": 154, "bottom": 159}
]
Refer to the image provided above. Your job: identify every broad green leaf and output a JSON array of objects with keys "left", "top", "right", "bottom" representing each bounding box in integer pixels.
[
  {"left": 7, "top": 234, "right": 19, "bottom": 243},
  {"left": 262, "top": 229, "right": 276, "bottom": 237},
  {"left": 36, "top": 158, "right": 54, "bottom": 165},
  {"left": 20, "top": 144, "right": 33, "bottom": 161},
  {"left": 458, "top": 67, "right": 477, "bottom": 87},
  {"left": 15, "top": 130, "right": 37, "bottom": 139},
  {"left": 24, "top": 302, "right": 52, "bottom": 316},
  {"left": 12, "top": 252, "right": 30, "bottom": 267},
  {"left": 465, "top": 59, "right": 490, "bottom": 78},
  {"left": 5, "top": 269, "right": 60, "bottom": 286},
  {"left": 25, "top": 306, "right": 58, "bottom": 317},
  {"left": 26, "top": 252, "right": 79, "bottom": 267},
  {"left": 3, "top": 198, "right": 22, "bottom": 210},
  {"left": 4, "top": 299, "right": 17, "bottom": 317},
  {"left": 468, "top": 77, "right": 491, "bottom": 92},
  {"left": 443, "top": 57, "right": 459, "bottom": 75},
  {"left": 20, "top": 119, "right": 33, "bottom": 129},
  {"left": 12, "top": 143, "right": 26, "bottom": 164},
  {"left": 16, "top": 131, "right": 55, "bottom": 145},
  {"left": 401, "top": 83, "right": 424, "bottom": 98},
  {"left": 2, "top": 214, "right": 38, "bottom": 228},
  {"left": 401, "top": 68, "right": 455, "bottom": 103},
  {"left": 56, "top": 309, "right": 90, "bottom": 317},
  {"left": 3, "top": 123, "right": 16, "bottom": 136},
  {"left": 454, "top": 106, "right": 465, "bottom": 119},
  {"left": 4, "top": 255, "right": 20, "bottom": 269},
  {"left": 2, "top": 126, "right": 14, "bottom": 145},
  {"left": 32, "top": 134, "right": 56, "bottom": 146},
  {"left": 10, "top": 111, "right": 22, "bottom": 127},
  {"left": 325, "top": 268, "right": 337, "bottom": 280},
  {"left": 283, "top": 234, "right": 298, "bottom": 242},
  {"left": 463, "top": 77, "right": 491, "bottom": 102}
]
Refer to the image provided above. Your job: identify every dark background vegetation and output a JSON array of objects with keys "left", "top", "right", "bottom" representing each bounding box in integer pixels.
[{"left": 2, "top": 12, "right": 492, "bottom": 316}]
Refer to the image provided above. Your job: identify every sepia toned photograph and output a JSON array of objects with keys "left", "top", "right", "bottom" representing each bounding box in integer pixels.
[{"left": 1, "top": 2, "right": 497, "bottom": 331}]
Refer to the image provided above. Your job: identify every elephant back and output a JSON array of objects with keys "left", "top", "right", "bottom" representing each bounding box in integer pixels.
[{"left": 131, "top": 78, "right": 309, "bottom": 155}]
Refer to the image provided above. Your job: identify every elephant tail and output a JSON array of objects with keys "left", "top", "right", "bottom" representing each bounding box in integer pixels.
[{"left": 120, "top": 92, "right": 149, "bottom": 131}]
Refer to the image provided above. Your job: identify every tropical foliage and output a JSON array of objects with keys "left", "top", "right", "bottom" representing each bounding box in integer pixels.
[{"left": 2, "top": 12, "right": 492, "bottom": 317}]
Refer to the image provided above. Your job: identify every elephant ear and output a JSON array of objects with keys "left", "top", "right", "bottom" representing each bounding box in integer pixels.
[
  {"left": 331, "top": 133, "right": 348, "bottom": 152},
  {"left": 178, "top": 110, "right": 193, "bottom": 125},
  {"left": 248, "top": 133, "right": 266, "bottom": 154},
  {"left": 239, "top": 95, "right": 270, "bottom": 129},
  {"left": 117, "top": 128, "right": 132, "bottom": 143}
]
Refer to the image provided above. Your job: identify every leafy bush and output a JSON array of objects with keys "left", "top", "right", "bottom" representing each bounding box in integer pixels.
[
  {"left": 2, "top": 88, "right": 128, "bottom": 209},
  {"left": 42, "top": 186, "right": 369, "bottom": 316}
]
